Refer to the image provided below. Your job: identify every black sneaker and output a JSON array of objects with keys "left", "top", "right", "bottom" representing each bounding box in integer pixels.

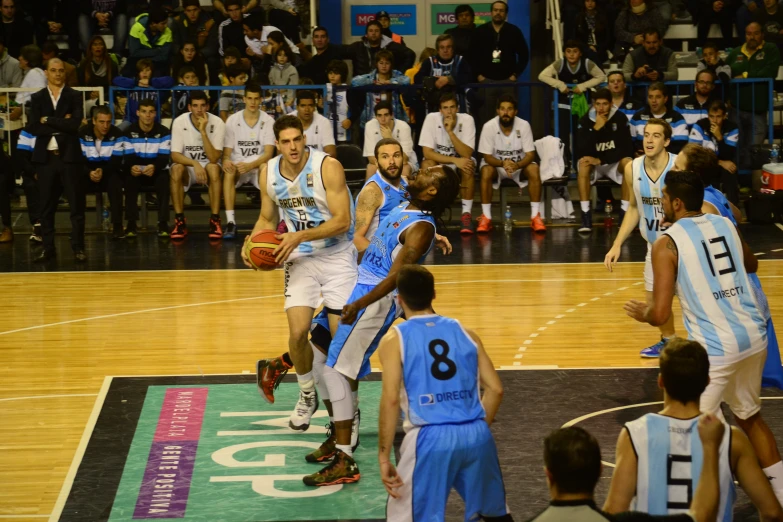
[
  {"left": 125, "top": 223, "right": 138, "bottom": 238},
  {"left": 305, "top": 423, "right": 337, "bottom": 463},
  {"left": 223, "top": 222, "right": 237, "bottom": 239},
  {"left": 302, "top": 450, "right": 360, "bottom": 486},
  {"left": 29, "top": 223, "right": 42, "bottom": 243},
  {"left": 157, "top": 222, "right": 169, "bottom": 238},
  {"left": 578, "top": 210, "right": 592, "bottom": 234},
  {"left": 112, "top": 225, "right": 126, "bottom": 240}
]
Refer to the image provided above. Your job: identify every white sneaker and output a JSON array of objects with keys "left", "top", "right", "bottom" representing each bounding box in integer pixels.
[
  {"left": 289, "top": 390, "right": 319, "bottom": 431},
  {"left": 351, "top": 409, "right": 361, "bottom": 451}
]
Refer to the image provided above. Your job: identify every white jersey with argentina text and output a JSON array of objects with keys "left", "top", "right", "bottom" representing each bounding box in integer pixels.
[
  {"left": 666, "top": 214, "right": 767, "bottom": 364},
  {"left": 266, "top": 149, "right": 353, "bottom": 259},
  {"left": 632, "top": 153, "right": 676, "bottom": 243},
  {"left": 170, "top": 112, "right": 226, "bottom": 166},
  {"left": 357, "top": 204, "right": 435, "bottom": 286},
  {"left": 326, "top": 83, "right": 349, "bottom": 142},
  {"left": 418, "top": 112, "right": 476, "bottom": 158},
  {"left": 225, "top": 110, "right": 275, "bottom": 164},
  {"left": 626, "top": 413, "right": 735, "bottom": 519},
  {"left": 478, "top": 116, "right": 535, "bottom": 164},
  {"left": 290, "top": 111, "right": 336, "bottom": 153},
  {"left": 361, "top": 172, "right": 409, "bottom": 240},
  {"left": 395, "top": 315, "right": 485, "bottom": 431}
]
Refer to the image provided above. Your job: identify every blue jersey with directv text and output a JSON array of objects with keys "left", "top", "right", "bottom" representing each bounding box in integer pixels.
[
  {"left": 356, "top": 204, "right": 435, "bottom": 286},
  {"left": 361, "top": 173, "right": 409, "bottom": 240},
  {"left": 704, "top": 186, "right": 737, "bottom": 226},
  {"left": 632, "top": 153, "right": 676, "bottom": 244},
  {"left": 395, "top": 315, "right": 485, "bottom": 429}
]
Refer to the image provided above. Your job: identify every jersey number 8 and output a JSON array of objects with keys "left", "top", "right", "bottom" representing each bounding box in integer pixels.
[{"left": 429, "top": 339, "right": 457, "bottom": 381}]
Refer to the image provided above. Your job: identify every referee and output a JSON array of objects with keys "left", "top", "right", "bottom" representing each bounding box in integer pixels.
[{"left": 29, "top": 58, "right": 86, "bottom": 262}]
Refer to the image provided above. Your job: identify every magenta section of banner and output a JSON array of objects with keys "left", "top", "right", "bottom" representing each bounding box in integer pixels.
[{"left": 133, "top": 388, "right": 208, "bottom": 518}]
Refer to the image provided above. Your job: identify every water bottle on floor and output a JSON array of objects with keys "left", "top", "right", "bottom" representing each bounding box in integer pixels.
[
  {"left": 771, "top": 144, "right": 780, "bottom": 164},
  {"left": 604, "top": 200, "right": 613, "bottom": 228},
  {"left": 102, "top": 208, "right": 111, "bottom": 232},
  {"left": 504, "top": 205, "right": 513, "bottom": 232}
]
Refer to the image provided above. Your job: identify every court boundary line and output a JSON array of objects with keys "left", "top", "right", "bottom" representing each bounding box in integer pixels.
[
  {"left": 48, "top": 376, "right": 112, "bottom": 522},
  {"left": 0, "top": 394, "right": 98, "bottom": 403}
]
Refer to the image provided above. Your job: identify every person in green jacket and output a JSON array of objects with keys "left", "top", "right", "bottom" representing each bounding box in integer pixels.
[
  {"left": 125, "top": 7, "right": 173, "bottom": 78},
  {"left": 727, "top": 21, "right": 781, "bottom": 167}
]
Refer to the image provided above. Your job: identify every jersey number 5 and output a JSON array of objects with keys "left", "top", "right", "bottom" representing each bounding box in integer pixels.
[
  {"left": 666, "top": 454, "right": 693, "bottom": 510},
  {"left": 429, "top": 339, "right": 457, "bottom": 380},
  {"left": 700, "top": 236, "right": 736, "bottom": 277}
]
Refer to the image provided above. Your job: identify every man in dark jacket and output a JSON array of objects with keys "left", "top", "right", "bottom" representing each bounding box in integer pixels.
[
  {"left": 344, "top": 20, "right": 414, "bottom": 77},
  {"left": 218, "top": 0, "right": 248, "bottom": 56},
  {"left": 78, "top": 105, "right": 127, "bottom": 240},
  {"left": 126, "top": 7, "right": 173, "bottom": 77},
  {"left": 622, "top": 28, "right": 678, "bottom": 82},
  {"left": 576, "top": 88, "right": 634, "bottom": 233},
  {"left": 123, "top": 99, "right": 172, "bottom": 237},
  {"left": 0, "top": 0, "right": 33, "bottom": 60},
  {"left": 444, "top": 4, "right": 476, "bottom": 59},
  {"left": 688, "top": 100, "right": 741, "bottom": 204},
  {"left": 297, "top": 26, "right": 346, "bottom": 85},
  {"left": 78, "top": 0, "right": 128, "bottom": 55},
  {"left": 31, "top": 0, "right": 79, "bottom": 61},
  {"left": 28, "top": 58, "right": 86, "bottom": 262},
  {"left": 173, "top": 0, "right": 220, "bottom": 85},
  {"left": 414, "top": 33, "right": 473, "bottom": 113}
]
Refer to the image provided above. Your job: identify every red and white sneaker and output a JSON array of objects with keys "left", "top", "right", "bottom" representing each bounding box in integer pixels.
[
  {"left": 476, "top": 215, "right": 493, "bottom": 233},
  {"left": 170, "top": 217, "right": 188, "bottom": 240},
  {"left": 460, "top": 212, "right": 473, "bottom": 234},
  {"left": 531, "top": 213, "right": 546, "bottom": 233}
]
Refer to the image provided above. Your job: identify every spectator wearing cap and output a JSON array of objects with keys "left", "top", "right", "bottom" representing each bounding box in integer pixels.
[
  {"left": 126, "top": 7, "right": 174, "bottom": 77},
  {"left": 445, "top": 4, "right": 476, "bottom": 59},
  {"left": 78, "top": 0, "right": 128, "bottom": 56},
  {"left": 267, "top": 0, "right": 302, "bottom": 45},
  {"left": 40, "top": 42, "right": 77, "bottom": 88},
  {"left": 344, "top": 20, "right": 415, "bottom": 77},
  {"left": 297, "top": 27, "right": 347, "bottom": 86},
  {"left": 173, "top": 0, "right": 220, "bottom": 87},
  {"left": 0, "top": 0, "right": 33, "bottom": 61},
  {"left": 414, "top": 33, "right": 474, "bottom": 113},
  {"left": 375, "top": 10, "right": 406, "bottom": 46},
  {"left": 0, "top": 34, "right": 21, "bottom": 88}
]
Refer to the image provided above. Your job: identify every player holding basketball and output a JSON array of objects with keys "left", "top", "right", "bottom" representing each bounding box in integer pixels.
[
  {"left": 624, "top": 170, "right": 783, "bottom": 506},
  {"left": 170, "top": 90, "right": 226, "bottom": 240},
  {"left": 378, "top": 265, "right": 511, "bottom": 521},
  {"left": 221, "top": 83, "right": 276, "bottom": 239},
  {"left": 302, "top": 160, "right": 460, "bottom": 487},
  {"left": 604, "top": 118, "right": 677, "bottom": 358},
  {"left": 241, "top": 115, "right": 356, "bottom": 432},
  {"left": 603, "top": 338, "right": 783, "bottom": 519}
]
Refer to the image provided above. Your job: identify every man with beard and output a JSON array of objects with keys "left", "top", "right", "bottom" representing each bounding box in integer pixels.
[
  {"left": 475, "top": 93, "right": 544, "bottom": 233},
  {"left": 675, "top": 70, "right": 719, "bottom": 131},
  {"left": 630, "top": 82, "right": 689, "bottom": 155},
  {"left": 575, "top": 88, "right": 633, "bottom": 233}
]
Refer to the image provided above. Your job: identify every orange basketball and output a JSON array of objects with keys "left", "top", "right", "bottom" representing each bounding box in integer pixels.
[{"left": 245, "top": 230, "right": 281, "bottom": 271}]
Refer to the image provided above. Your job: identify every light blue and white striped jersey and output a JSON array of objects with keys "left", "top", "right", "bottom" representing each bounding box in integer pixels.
[
  {"left": 79, "top": 125, "right": 128, "bottom": 163},
  {"left": 395, "top": 315, "right": 485, "bottom": 431},
  {"left": 17, "top": 129, "right": 36, "bottom": 152},
  {"left": 687, "top": 120, "right": 739, "bottom": 154},
  {"left": 357, "top": 204, "right": 435, "bottom": 286},
  {"left": 632, "top": 153, "right": 676, "bottom": 243},
  {"left": 361, "top": 172, "right": 408, "bottom": 240},
  {"left": 704, "top": 186, "right": 737, "bottom": 226},
  {"left": 266, "top": 149, "right": 354, "bottom": 259},
  {"left": 666, "top": 214, "right": 767, "bottom": 363},
  {"left": 626, "top": 413, "right": 735, "bottom": 519}
]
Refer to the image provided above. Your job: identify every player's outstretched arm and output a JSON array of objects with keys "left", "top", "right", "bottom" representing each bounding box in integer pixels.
[
  {"left": 736, "top": 226, "right": 759, "bottom": 275},
  {"left": 248, "top": 165, "right": 279, "bottom": 234},
  {"left": 689, "top": 414, "right": 724, "bottom": 522},
  {"left": 603, "top": 428, "right": 638, "bottom": 513},
  {"left": 624, "top": 235, "right": 676, "bottom": 326},
  {"left": 353, "top": 182, "right": 383, "bottom": 255},
  {"left": 342, "top": 222, "right": 434, "bottom": 324},
  {"left": 377, "top": 329, "right": 404, "bottom": 498},
  {"left": 605, "top": 160, "right": 639, "bottom": 271},
  {"left": 467, "top": 329, "right": 503, "bottom": 425},
  {"left": 731, "top": 426, "right": 783, "bottom": 521}
]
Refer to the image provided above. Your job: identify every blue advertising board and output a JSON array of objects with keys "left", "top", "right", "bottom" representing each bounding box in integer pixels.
[{"left": 349, "top": 4, "right": 417, "bottom": 36}]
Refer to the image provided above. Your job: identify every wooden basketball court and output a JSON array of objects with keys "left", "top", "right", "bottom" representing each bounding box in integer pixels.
[{"left": 2, "top": 260, "right": 782, "bottom": 520}]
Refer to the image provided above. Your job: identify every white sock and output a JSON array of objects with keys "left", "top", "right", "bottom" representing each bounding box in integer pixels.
[
  {"left": 530, "top": 202, "right": 541, "bottom": 218},
  {"left": 462, "top": 199, "right": 473, "bottom": 215},
  {"left": 352, "top": 390, "right": 359, "bottom": 410},
  {"left": 763, "top": 462, "right": 783, "bottom": 502},
  {"left": 336, "top": 443, "right": 352, "bottom": 457},
  {"left": 580, "top": 201, "right": 591, "bottom": 213},
  {"left": 297, "top": 372, "right": 315, "bottom": 393},
  {"left": 225, "top": 210, "right": 235, "bottom": 223},
  {"left": 481, "top": 204, "right": 492, "bottom": 219},
  {"left": 621, "top": 200, "right": 629, "bottom": 211}
]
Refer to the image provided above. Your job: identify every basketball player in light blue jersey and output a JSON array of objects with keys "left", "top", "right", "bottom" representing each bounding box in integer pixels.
[
  {"left": 241, "top": 115, "right": 356, "bottom": 433},
  {"left": 301, "top": 161, "right": 460, "bottom": 487},
  {"left": 377, "top": 266, "right": 511, "bottom": 521},
  {"left": 625, "top": 170, "right": 783, "bottom": 506},
  {"left": 674, "top": 143, "right": 783, "bottom": 389},
  {"left": 605, "top": 118, "right": 678, "bottom": 358},
  {"left": 604, "top": 339, "right": 783, "bottom": 520}
]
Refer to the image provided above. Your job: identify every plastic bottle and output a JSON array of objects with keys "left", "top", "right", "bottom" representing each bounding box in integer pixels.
[
  {"left": 504, "top": 205, "right": 513, "bottom": 232},
  {"left": 102, "top": 208, "right": 111, "bottom": 232},
  {"left": 771, "top": 144, "right": 780, "bottom": 164},
  {"left": 604, "top": 200, "right": 613, "bottom": 228}
]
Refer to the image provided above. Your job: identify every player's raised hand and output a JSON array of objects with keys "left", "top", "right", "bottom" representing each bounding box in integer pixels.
[
  {"left": 273, "top": 232, "right": 302, "bottom": 263},
  {"left": 435, "top": 233, "right": 452, "bottom": 254},
  {"left": 380, "top": 460, "right": 403, "bottom": 498},
  {"left": 341, "top": 302, "right": 361, "bottom": 324},
  {"left": 241, "top": 236, "right": 257, "bottom": 270},
  {"left": 697, "top": 413, "right": 725, "bottom": 446},
  {"left": 604, "top": 245, "right": 621, "bottom": 271},
  {"left": 623, "top": 299, "right": 648, "bottom": 323}
]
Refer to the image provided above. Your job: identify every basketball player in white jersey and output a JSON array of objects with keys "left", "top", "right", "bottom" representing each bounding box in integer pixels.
[
  {"left": 221, "top": 83, "right": 276, "bottom": 239},
  {"left": 604, "top": 118, "right": 677, "bottom": 358},
  {"left": 170, "top": 90, "right": 226, "bottom": 240},
  {"left": 241, "top": 115, "right": 356, "bottom": 431},
  {"left": 477, "top": 93, "right": 545, "bottom": 233},
  {"left": 291, "top": 90, "right": 337, "bottom": 157},
  {"left": 603, "top": 339, "right": 783, "bottom": 519},
  {"left": 419, "top": 92, "right": 477, "bottom": 234},
  {"left": 624, "top": 170, "right": 783, "bottom": 506}
]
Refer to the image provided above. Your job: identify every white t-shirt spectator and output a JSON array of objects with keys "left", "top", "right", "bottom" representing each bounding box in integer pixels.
[
  {"left": 291, "top": 110, "right": 335, "bottom": 152},
  {"left": 363, "top": 118, "right": 417, "bottom": 168},
  {"left": 224, "top": 109, "right": 276, "bottom": 164},
  {"left": 478, "top": 116, "right": 536, "bottom": 165},
  {"left": 171, "top": 112, "right": 226, "bottom": 165},
  {"left": 245, "top": 25, "right": 300, "bottom": 56},
  {"left": 418, "top": 112, "right": 475, "bottom": 158},
  {"left": 16, "top": 68, "right": 47, "bottom": 106}
]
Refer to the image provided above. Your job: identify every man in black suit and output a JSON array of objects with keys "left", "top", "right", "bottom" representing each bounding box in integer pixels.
[{"left": 29, "top": 58, "right": 87, "bottom": 262}]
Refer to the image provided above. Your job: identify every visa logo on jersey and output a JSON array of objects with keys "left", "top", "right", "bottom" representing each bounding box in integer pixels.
[{"left": 419, "top": 389, "right": 475, "bottom": 406}]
